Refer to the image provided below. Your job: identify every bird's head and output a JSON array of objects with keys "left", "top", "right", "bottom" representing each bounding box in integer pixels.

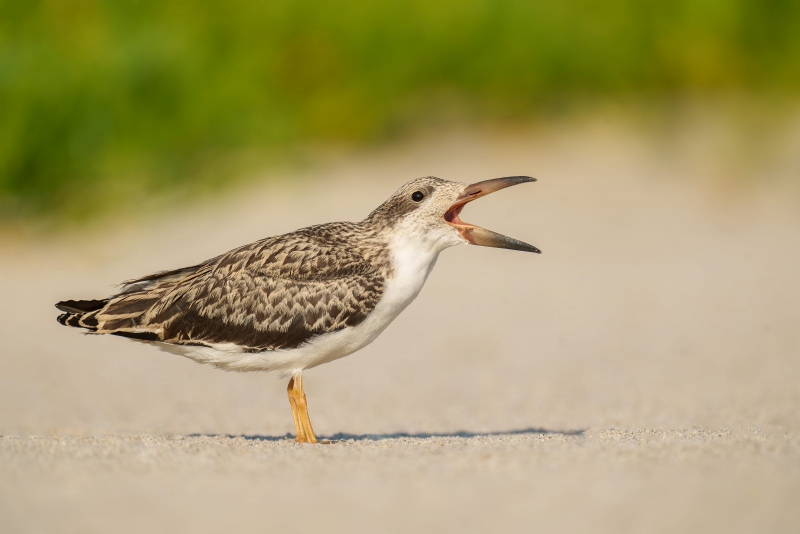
[{"left": 367, "top": 176, "right": 540, "bottom": 254}]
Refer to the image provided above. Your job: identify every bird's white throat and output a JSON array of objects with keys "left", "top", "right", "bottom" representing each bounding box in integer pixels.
[{"left": 384, "top": 231, "right": 442, "bottom": 306}]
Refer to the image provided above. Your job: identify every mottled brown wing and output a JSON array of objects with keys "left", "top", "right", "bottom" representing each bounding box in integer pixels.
[{"left": 89, "top": 223, "right": 387, "bottom": 351}]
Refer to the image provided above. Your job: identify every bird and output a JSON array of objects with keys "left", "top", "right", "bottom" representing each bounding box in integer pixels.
[{"left": 56, "top": 176, "right": 539, "bottom": 443}]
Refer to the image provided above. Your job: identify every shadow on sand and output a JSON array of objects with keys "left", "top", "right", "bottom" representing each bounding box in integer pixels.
[{"left": 189, "top": 427, "right": 585, "bottom": 443}]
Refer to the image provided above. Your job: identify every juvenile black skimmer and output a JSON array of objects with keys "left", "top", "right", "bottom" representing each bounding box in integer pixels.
[{"left": 56, "top": 176, "right": 539, "bottom": 443}]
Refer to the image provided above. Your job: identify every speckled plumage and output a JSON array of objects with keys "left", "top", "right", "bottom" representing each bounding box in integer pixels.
[{"left": 58, "top": 221, "right": 390, "bottom": 351}]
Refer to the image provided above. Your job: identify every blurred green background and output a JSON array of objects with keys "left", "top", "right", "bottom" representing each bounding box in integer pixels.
[{"left": 1, "top": 0, "right": 799, "bottom": 223}]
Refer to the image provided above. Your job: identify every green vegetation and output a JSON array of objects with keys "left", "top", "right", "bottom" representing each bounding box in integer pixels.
[{"left": 2, "top": 0, "right": 799, "bottom": 222}]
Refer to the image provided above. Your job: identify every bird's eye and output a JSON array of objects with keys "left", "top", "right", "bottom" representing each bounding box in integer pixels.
[{"left": 411, "top": 191, "right": 425, "bottom": 202}]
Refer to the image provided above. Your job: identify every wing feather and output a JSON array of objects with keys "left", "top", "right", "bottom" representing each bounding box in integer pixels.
[{"left": 79, "top": 222, "right": 388, "bottom": 351}]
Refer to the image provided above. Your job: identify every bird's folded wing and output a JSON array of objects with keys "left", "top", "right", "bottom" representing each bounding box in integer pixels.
[{"left": 93, "top": 224, "right": 387, "bottom": 351}]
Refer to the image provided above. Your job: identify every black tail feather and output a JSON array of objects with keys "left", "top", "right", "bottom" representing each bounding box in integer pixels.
[{"left": 55, "top": 299, "right": 109, "bottom": 314}]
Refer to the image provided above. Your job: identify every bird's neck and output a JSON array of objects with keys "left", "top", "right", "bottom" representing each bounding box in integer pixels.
[{"left": 384, "top": 229, "right": 442, "bottom": 305}]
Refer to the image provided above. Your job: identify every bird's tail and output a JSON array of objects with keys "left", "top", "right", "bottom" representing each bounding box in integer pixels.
[
  {"left": 55, "top": 299, "right": 108, "bottom": 330},
  {"left": 55, "top": 262, "right": 208, "bottom": 337}
]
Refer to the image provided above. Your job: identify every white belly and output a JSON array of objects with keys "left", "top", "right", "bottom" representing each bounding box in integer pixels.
[{"left": 155, "top": 234, "right": 442, "bottom": 376}]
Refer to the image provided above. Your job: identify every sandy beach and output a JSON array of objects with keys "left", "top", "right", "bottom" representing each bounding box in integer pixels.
[{"left": 2, "top": 119, "right": 799, "bottom": 533}]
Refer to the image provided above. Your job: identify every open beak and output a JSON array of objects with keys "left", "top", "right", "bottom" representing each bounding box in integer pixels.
[{"left": 444, "top": 176, "right": 540, "bottom": 253}]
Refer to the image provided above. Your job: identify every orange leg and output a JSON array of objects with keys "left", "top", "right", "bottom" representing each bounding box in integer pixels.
[{"left": 287, "top": 373, "right": 318, "bottom": 444}]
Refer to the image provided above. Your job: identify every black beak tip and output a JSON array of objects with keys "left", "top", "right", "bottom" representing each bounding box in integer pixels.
[{"left": 503, "top": 175, "right": 536, "bottom": 183}]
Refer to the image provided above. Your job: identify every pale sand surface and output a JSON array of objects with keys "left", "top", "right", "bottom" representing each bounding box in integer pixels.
[{"left": 1, "top": 118, "right": 799, "bottom": 533}]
